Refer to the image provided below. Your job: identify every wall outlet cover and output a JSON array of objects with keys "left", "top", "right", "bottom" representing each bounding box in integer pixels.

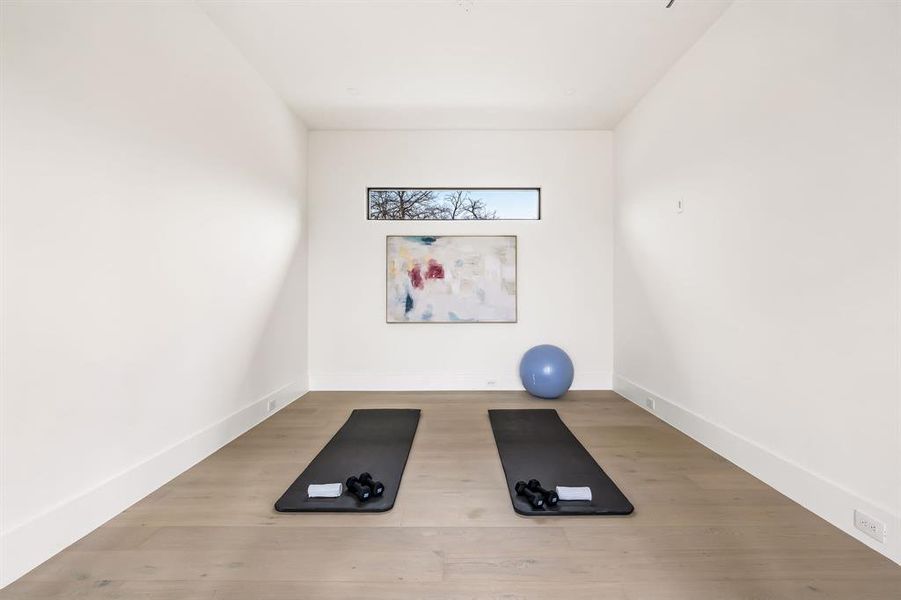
[{"left": 854, "top": 509, "right": 885, "bottom": 543}]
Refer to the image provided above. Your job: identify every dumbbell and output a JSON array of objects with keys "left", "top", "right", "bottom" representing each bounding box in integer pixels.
[
  {"left": 514, "top": 480, "right": 545, "bottom": 509},
  {"left": 358, "top": 472, "right": 384, "bottom": 497},
  {"left": 346, "top": 476, "right": 371, "bottom": 502},
  {"left": 527, "top": 479, "right": 559, "bottom": 507}
]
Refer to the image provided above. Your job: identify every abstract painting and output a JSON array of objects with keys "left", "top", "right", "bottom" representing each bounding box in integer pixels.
[{"left": 386, "top": 235, "right": 517, "bottom": 323}]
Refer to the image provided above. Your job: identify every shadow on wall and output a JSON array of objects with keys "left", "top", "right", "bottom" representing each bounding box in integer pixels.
[
  {"left": 236, "top": 208, "right": 309, "bottom": 408},
  {"left": 614, "top": 222, "right": 692, "bottom": 401}
]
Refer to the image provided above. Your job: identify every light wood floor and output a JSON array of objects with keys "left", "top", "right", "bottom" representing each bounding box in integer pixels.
[{"left": 4, "top": 391, "right": 900, "bottom": 599}]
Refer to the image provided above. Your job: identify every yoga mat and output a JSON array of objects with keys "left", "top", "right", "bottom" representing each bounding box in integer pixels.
[
  {"left": 275, "top": 408, "right": 420, "bottom": 512},
  {"left": 489, "top": 409, "right": 633, "bottom": 516}
]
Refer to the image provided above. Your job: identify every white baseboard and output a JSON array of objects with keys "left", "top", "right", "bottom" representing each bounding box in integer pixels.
[
  {"left": 613, "top": 374, "right": 901, "bottom": 566},
  {"left": 310, "top": 370, "right": 612, "bottom": 392},
  {"left": 0, "top": 382, "right": 308, "bottom": 588}
]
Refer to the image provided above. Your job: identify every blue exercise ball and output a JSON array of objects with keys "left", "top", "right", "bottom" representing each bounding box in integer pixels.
[{"left": 519, "top": 344, "right": 574, "bottom": 399}]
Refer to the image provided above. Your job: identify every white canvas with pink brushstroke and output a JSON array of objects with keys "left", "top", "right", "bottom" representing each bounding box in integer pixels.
[{"left": 386, "top": 236, "right": 516, "bottom": 323}]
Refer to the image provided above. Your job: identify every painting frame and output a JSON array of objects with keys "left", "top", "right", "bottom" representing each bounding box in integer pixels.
[{"left": 385, "top": 234, "right": 518, "bottom": 324}]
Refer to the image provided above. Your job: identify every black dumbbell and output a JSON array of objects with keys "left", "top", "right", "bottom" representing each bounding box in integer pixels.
[
  {"left": 527, "top": 479, "right": 559, "bottom": 507},
  {"left": 358, "top": 472, "right": 385, "bottom": 497},
  {"left": 514, "top": 480, "right": 544, "bottom": 509},
  {"left": 346, "top": 476, "right": 371, "bottom": 502}
]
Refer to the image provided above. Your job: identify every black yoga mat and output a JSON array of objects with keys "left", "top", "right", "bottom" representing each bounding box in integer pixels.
[
  {"left": 489, "top": 409, "right": 633, "bottom": 516},
  {"left": 275, "top": 408, "right": 420, "bottom": 512}
]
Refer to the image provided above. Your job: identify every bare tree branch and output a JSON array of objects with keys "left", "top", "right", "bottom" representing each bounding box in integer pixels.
[{"left": 369, "top": 189, "right": 498, "bottom": 220}]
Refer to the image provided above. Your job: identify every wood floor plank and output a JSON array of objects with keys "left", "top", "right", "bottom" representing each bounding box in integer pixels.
[
  {"left": 135, "top": 526, "right": 570, "bottom": 554},
  {"left": 22, "top": 549, "right": 443, "bottom": 583},
  {"left": 3, "top": 390, "right": 899, "bottom": 600},
  {"left": 444, "top": 548, "right": 897, "bottom": 582}
]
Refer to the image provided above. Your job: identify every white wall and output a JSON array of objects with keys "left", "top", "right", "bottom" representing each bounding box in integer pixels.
[
  {"left": 308, "top": 131, "right": 613, "bottom": 391},
  {"left": 0, "top": 1, "right": 309, "bottom": 586},
  {"left": 614, "top": 0, "right": 900, "bottom": 563}
]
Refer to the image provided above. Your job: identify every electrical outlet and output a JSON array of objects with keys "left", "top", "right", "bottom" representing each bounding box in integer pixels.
[
  {"left": 644, "top": 396, "right": 656, "bottom": 411},
  {"left": 854, "top": 509, "right": 885, "bottom": 543},
  {"left": 267, "top": 398, "right": 277, "bottom": 412}
]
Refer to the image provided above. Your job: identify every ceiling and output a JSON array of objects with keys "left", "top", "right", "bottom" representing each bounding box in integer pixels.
[{"left": 199, "top": 0, "right": 731, "bottom": 130}]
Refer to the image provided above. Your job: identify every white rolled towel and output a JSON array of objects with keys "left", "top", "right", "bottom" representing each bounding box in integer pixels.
[
  {"left": 307, "top": 483, "right": 342, "bottom": 498},
  {"left": 556, "top": 486, "right": 592, "bottom": 501}
]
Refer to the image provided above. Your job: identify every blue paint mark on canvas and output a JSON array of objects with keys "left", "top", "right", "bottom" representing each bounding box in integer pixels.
[
  {"left": 447, "top": 311, "right": 474, "bottom": 322},
  {"left": 405, "top": 236, "right": 438, "bottom": 245},
  {"left": 405, "top": 293, "right": 414, "bottom": 314},
  {"left": 421, "top": 305, "right": 433, "bottom": 321}
]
